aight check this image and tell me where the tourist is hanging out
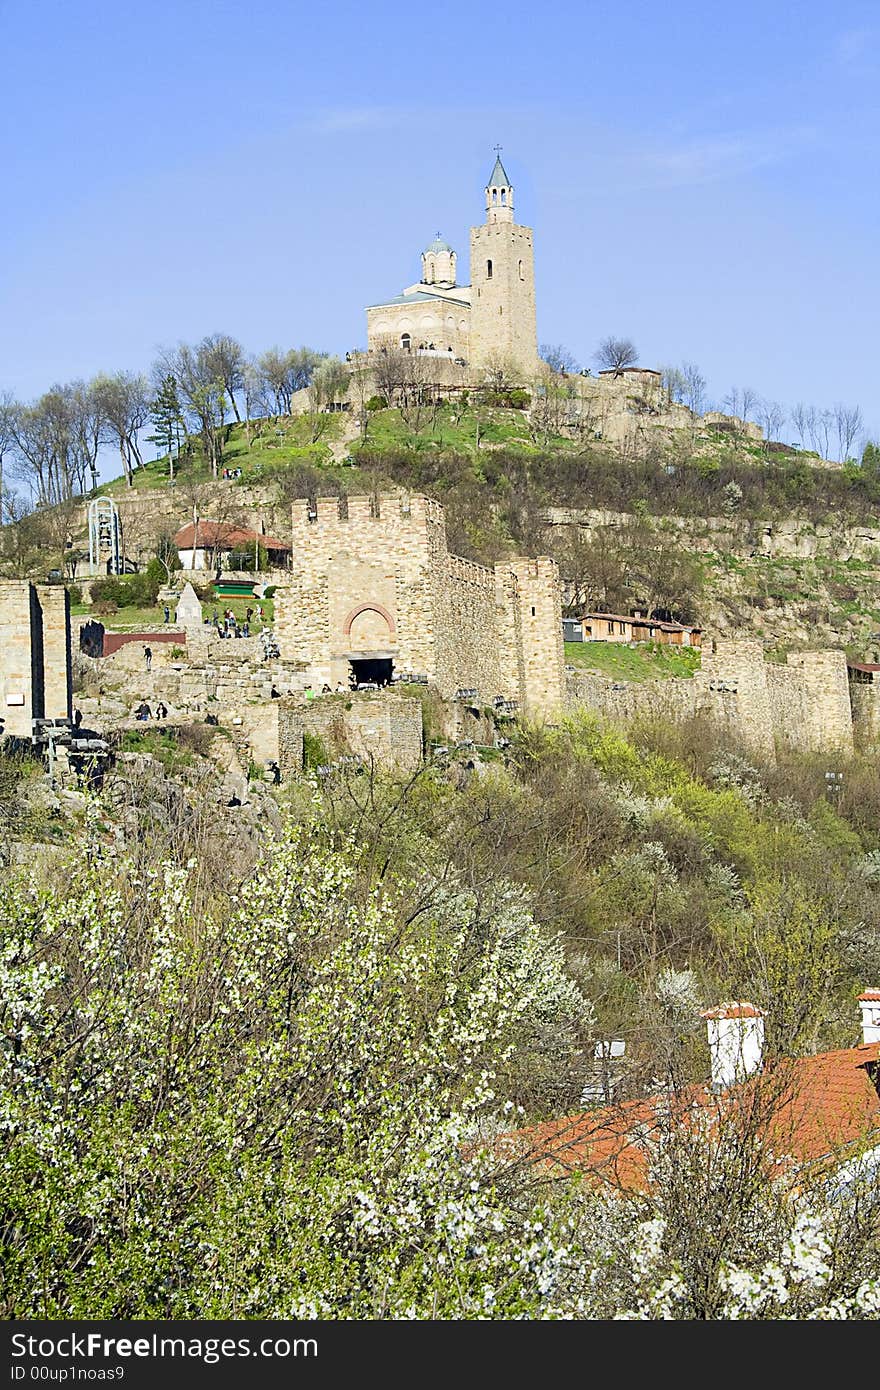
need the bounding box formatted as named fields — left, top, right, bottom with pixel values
left=242, top=622, right=250, bottom=637
left=246, top=607, right=253, bottom=623
left=73, top=708, right=82, bottom=729
left=143, top=646, right=152, bottom=672
left=135, top=701, right=151, bottom=721
left=155, top=702, right=168, bottom=720
left=163, top=605, right=170, bottom=623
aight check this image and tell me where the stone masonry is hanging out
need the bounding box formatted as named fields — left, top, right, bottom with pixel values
left=566, top=637, right=858, bottom=761
left=0, top=581, right=72, bottom=738
left=273, top=492, right=565, bottom=721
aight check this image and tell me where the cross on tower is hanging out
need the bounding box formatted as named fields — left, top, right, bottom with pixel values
left=494, top=143, right=502, bottom=156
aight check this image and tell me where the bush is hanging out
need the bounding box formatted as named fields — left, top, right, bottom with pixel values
left=92, top=600, right=118, bottom=616
left=66, top=584, right=83, bottom=605
left=366, top=395, right=387, bottom=411
left=303, top=732, right=330, bottom=769
left=89, top=577, right=130, bottom=608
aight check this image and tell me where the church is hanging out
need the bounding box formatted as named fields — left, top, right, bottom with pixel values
left=365, top=153, right=539, bottom=376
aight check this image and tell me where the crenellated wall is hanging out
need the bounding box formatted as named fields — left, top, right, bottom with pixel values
left=274, top=492, right=565, bottom=718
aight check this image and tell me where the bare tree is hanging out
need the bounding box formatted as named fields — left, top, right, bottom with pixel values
left=681, top=362, right=706, bottom=416
left=156, top=345, right=227, bottom=477
left=0, top=391, right=18, bottom=525
left=757, top=398, right=786, bottom=451
left=791, top=402, right=812, bottom=450
left=10, top=387, right=84, bottom=505
left=93, top=371, right=149, bottom=486
left=257, top=346, right=323, bottom=417
left=594, top=336, right=638, bottom=375
left=539, top=343, right=580, bottom=374
left=834, top=403, right=863, bottom=462
left=723, top=386, right=759, bottom=428
left=200, top=333, right=245, bottom=423
left=660, top=366, right=687, bottom=405
left=372, top=342, right=437, bottom=434
left=306, top=357, right=350, bottom=443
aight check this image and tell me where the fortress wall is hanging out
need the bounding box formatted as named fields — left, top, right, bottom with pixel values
left=567, top=639, right=858, bottom=761
left=276, top=693, right=423, bottom=776
left=772, top=650, right=854, bottom=755
left=507, top=558, right=565, bottom=720
left=695, top=638, right=775, bottom=762
left=430, top=553, right=502, bottom=701
left=850, top=683, right=880, bottom=750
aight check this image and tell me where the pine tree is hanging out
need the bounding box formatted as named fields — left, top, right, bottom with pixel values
left=149, top=374, right=185, bottom=480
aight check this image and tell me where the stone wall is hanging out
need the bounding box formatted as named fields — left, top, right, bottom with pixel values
left=566, top=637, right=857, bottom=761
left=0, top=582, right=71, bottom=737
left=850, top=683, right=880, bottom=750
left=276, top=692, right=423, bottom=776
left=274, top=492, right=565, bottom=718
left=768, top=651, right=854, bottom=756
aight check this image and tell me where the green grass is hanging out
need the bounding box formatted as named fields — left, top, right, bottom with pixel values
left=351, top=403, right=554, bottom=456
left=564, top=640, right=701, bottom=682
left=118, top=728, right=193, bottom=769
left=77, top=593, right=274, bottom=632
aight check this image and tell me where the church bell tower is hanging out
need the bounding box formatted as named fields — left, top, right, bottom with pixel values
left=468, top=150, right=538, bottom=376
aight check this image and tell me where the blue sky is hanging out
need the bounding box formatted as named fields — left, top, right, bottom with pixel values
left=1, top=0, right=877, bottom=445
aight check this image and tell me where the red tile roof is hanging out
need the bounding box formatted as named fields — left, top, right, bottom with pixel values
left=859, top=991, right=880, bottom=1002
left=504, top=1043, right=880, bottom=1192
left=174, top=520, right=290, bottom=551
left=701, top=1002, right=764, bottom=1020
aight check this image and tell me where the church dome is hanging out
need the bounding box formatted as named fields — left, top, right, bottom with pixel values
left=424, top=235, right=454, bottom=254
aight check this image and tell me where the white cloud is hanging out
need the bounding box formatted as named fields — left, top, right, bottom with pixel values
left=636, top=126, right=818, bottom=188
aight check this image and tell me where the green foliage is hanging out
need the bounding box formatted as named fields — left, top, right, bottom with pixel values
left=90, top=572, right=160, bottom=610
left=65, top=583, right=83, bottom=605
left=302, top=731, right=330, bottom=768
left=365, top=395, right=387, bottom=411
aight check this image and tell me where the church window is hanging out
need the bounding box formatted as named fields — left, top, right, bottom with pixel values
left=486, top=259, right=493, bottom=279
left=492, top=188, right=497, bottom=203
left=518, top=259, right=524, bottom=280
left=500, top=189, right=506, bottom=205
left=401, top=333, right=411, bottom=351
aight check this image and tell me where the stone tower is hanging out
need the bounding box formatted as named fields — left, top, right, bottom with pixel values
left=468, top=153, right=538, bottom=377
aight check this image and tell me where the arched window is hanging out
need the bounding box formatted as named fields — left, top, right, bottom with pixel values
left=486, top=259, right=493, bottom=279
left=518, top=259, right=524, bottom=280
left=500, top=189, right=506, bottom=205
left=491, top=188, right=497, bottom=203
left=401, top=333, right=411, bottom=351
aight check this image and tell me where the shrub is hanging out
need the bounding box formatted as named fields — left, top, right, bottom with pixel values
left=366, top=395, right=387, bottom=411
left=92, top=600, right=118, bottom=616
left=66, top=584, right=83, bottom=605
left=303, top=732, right=329, bottom=768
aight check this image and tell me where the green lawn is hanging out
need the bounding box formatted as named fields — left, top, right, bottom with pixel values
left=564, top=640, right=701, bottom=682
left=73, top=593, right=274, bottom=632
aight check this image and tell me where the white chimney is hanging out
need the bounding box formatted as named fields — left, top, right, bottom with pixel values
left=701, top=1002, right=765, bottom=1091
left=858, top=991, right=880, bottom=1045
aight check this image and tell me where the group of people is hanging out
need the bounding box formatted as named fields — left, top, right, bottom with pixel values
left=221, top=467, right=243, bottom=480
left=134, top=701, right=168, bottom=721
left=210, top=605, right=259, bottom=640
